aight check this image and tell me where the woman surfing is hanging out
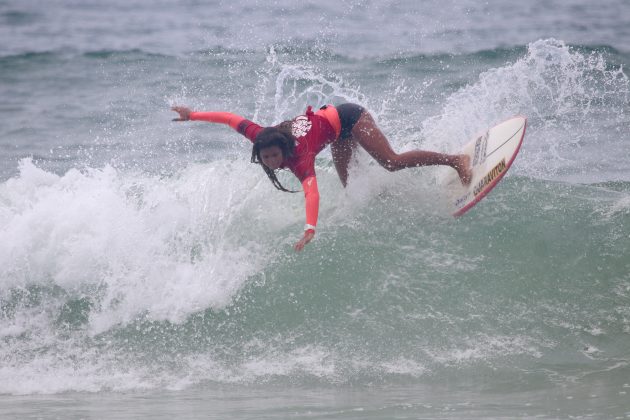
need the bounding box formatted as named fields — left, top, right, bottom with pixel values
left=171, top=103, right=471, bottom=251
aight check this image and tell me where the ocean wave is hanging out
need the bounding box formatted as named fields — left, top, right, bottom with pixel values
left=377, top=43, right=627, bottom=64
left=2, top=156, right=630, bottom=393
left=2, top=41, right=627, bottom=65
left=2, top=37, right=630, bottom=394
left=0, top=48, right=174, bottom=63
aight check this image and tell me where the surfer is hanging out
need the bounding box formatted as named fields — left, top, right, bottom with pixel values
left=172, top=104, right=472, bottom=251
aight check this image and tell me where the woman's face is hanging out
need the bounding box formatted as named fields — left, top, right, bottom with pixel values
left=260, top=145, right=284, bottom=170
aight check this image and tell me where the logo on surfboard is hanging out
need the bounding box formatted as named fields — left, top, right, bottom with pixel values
left=454, top=192, right=471, bottom=209
left=472, top=132, right=489, bottom=166
left=473, top=158, right=507, bottom=196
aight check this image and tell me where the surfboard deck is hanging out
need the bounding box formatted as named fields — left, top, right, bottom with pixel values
left=445, top=116, right=527, bottom=217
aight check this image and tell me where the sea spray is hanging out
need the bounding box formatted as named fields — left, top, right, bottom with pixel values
left=0, top=159, right=279, bottom=333
left=421, top=39, right=630, bottom=182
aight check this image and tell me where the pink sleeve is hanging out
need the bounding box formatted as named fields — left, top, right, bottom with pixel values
left=189, top=111, right=263, bottom=143
left=302, top=176, right=319, bottom=233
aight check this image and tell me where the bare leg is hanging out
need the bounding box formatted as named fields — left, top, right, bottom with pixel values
left=330, top=136, right=357, bottom=187
left=350, top=111, right=472, bottom=185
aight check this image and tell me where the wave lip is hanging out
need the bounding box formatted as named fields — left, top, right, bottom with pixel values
left=419, top=38, right=629, bottom=183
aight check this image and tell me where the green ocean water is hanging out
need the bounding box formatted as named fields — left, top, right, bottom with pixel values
left=2, top=0, right=630, bottom=418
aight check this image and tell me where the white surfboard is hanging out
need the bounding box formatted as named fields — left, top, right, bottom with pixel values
left=446, top=116, right=527, bottom=217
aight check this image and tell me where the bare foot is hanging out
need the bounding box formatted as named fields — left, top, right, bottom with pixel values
left=455, top=154, right=472, bottom=186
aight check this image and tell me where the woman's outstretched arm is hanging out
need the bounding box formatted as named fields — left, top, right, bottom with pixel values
left=171, top=106, right=262, bottom=142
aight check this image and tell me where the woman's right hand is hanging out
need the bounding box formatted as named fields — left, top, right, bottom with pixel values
left=171, top=106, right=192, bottom=121
left=294, top=230, right=315, bottom=252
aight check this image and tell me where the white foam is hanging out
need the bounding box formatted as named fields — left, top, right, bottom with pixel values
left=0, top=158, right=291, bottom=335
left=380, top=358, right=426, bottom=377
left=426, top=334, right=543, bottom=365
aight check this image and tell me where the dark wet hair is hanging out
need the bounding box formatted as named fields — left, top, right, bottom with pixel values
left=251, top=123, right=298, bottom=193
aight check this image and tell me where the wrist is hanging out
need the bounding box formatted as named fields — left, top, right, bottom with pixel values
left=304, top=224, right=316, bottom=235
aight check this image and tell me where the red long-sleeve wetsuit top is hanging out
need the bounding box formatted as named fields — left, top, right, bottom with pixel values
left=189, top=106, right=340, bottom=234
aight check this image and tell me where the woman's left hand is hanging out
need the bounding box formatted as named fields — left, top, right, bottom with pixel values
left=171, top=106, right=192, bottom=121
left=294, top=230, right=315, bottom=252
